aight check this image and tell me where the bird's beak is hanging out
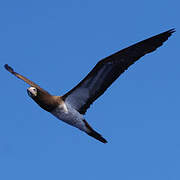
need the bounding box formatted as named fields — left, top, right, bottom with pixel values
left=27, top=88, right=32, bottom=97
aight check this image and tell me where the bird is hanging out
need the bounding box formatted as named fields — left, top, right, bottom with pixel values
left=4, top=29, right=175, bottom=143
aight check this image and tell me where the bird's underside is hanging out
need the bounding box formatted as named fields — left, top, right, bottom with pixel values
left=4, top=29, right=175, bottom=143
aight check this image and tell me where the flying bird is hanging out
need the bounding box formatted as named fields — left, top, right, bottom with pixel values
left=4, top=29, right=175, bottom=143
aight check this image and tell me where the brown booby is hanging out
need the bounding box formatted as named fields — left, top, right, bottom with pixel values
left=4, top=29, right=175, bottom=143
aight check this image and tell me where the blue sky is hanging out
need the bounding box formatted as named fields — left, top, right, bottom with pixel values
left=1, top=0, right=180, bottom=179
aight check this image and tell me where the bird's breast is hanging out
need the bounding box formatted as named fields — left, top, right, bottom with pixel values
left=58, top=102, right=68, bottom=113
left=50, top=103, right=87, bottom=132
left=50, top=101, right=69, bottom=121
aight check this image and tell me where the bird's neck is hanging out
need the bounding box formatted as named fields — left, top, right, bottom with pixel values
left=33, top=94, right=63, bottom=112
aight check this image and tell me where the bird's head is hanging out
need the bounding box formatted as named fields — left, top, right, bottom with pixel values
left=27, top=86, right=57, bottom=112
left=27, top=87, right=38, bottom=99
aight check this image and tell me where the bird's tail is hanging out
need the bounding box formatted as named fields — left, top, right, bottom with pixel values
left=83, top=120, right=107, bottom=143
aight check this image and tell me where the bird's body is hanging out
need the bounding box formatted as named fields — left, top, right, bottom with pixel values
left=51, top=101, right=86, bottom=132
left=51, top=103, right=107, bottom=143
left=4, top=29, right=175, bottom=143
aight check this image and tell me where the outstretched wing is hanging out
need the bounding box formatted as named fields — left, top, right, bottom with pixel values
left=4, top=64, right=49, bottom=94
left=62, top=29, right=175, bottom=114
left=63, top=29, right=175, bottom=114
left=64, top=29, right=174, bottom=114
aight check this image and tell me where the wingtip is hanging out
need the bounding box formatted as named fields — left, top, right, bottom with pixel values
left=4, top=64, right=14, bottom=74
left=168, top=28, right=176, bottom=34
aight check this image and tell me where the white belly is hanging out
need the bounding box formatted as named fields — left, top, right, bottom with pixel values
left=51, top=104, right=87, bottom=132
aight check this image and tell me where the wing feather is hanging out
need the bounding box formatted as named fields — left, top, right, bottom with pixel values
left=62, top=29, right=175, bottom=114
left=4, top=64, right=49, bottom=94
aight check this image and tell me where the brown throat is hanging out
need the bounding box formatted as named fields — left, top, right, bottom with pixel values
left=32, top=92, right=63, bottom=112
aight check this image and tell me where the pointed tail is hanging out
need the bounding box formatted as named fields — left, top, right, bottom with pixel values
left=83, top=120, right=107, bottom=143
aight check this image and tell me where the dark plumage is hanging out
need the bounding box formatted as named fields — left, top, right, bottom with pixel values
left=4, top=29, right=175, bottom=143
left=62, top=29, right=175, bottom=114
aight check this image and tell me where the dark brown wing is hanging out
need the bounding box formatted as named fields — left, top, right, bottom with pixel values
left=4, top=64, right=49, bottom=94
left=63, top=29, right=175, bottom=114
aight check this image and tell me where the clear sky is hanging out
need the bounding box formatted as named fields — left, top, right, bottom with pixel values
left=1, top=0, right=180, bottom=179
